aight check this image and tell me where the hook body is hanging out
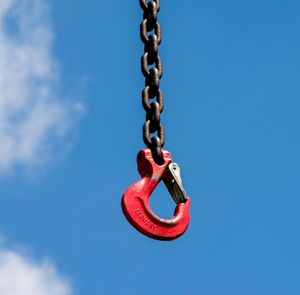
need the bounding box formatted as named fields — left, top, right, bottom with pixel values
left=122, top=149, right=191, bottom=240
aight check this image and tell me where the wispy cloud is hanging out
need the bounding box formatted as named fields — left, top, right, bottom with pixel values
left=0, top=0, right=84, bottom=174
left=0, top=247, right=73, bottom=295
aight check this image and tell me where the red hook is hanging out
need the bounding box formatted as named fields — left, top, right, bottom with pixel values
left=122, top=149, right=191, bottom=241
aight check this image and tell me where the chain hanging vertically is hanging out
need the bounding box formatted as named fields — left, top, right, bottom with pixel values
left=140, top=0, right=165, bottom=164
left=121, top=1, right=191, bottom=241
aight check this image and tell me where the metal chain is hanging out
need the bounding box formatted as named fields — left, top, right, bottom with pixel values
left=140, top=0, right=165, bottom=164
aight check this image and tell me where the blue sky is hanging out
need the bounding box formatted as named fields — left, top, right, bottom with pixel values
left=0, top=0, right=299, bottom=294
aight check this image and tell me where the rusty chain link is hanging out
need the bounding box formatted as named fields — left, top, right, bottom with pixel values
left=140, top=0, right=165, bottom=164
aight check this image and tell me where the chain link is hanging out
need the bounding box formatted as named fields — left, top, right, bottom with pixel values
left=140, top=0, right=165, bottom=164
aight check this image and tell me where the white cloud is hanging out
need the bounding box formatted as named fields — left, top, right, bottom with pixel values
left=0, top=0, right=84, bottom=174
left=0, top=248, right=73, bottom=295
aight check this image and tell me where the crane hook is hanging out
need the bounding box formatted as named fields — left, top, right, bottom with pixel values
left=121, top=149, right=191, bottom=241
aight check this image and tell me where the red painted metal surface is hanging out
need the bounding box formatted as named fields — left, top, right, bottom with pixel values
left=122, top=149, right=191, bottom=241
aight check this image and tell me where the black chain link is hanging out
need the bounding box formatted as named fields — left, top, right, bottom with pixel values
left=140, top=0, right=165, bottom=164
